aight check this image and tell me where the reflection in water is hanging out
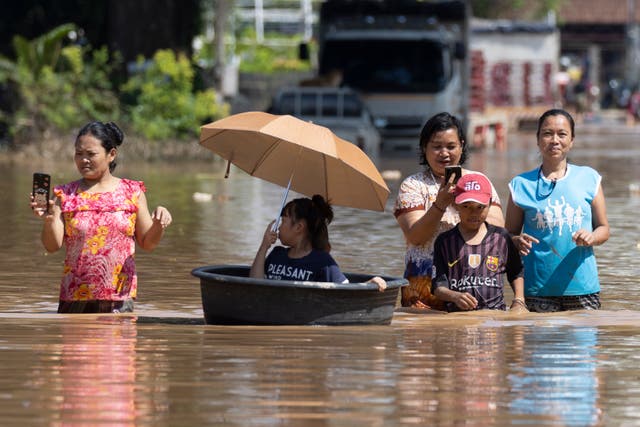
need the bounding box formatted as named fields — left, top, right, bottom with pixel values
left=192, top=327, right=401, bottom=425
left=0, top=313, right=639, bottom=425
left=508, top=326, right=601, bottom=426
left=2, top=131, right=640, bottom=424
left=54, top=318, right=139, bottom=424
left=394, top=325, right=505, bottom=425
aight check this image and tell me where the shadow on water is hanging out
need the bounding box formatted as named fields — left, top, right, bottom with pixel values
left=135, top=316, right=206, bottom=325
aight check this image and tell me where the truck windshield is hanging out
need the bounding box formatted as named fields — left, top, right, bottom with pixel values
left=321, top=39, right=449, bottom=94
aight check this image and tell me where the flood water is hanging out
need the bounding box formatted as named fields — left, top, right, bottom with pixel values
left=2, top=127, right=640, bottom=425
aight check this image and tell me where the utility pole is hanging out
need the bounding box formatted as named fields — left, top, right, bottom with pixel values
left=255, top=0, right=264, bottom=43
left=213, top=0, right=236, bottom=97
left=301, top=0, right=313, bottom=42
left=627, top=0, right=640, bottom=87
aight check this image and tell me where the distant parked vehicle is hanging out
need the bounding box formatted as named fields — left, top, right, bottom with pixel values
left=309, top=0, right=470, bottom=151
left=268, top=86, right=381, bottom=159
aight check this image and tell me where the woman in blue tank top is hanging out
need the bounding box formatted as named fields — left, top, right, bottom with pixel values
left=505, top=109, right=610, bottom=312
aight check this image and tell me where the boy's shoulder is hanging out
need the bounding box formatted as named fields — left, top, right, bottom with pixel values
left=485, top=224, right=517, bottom=246
left=486, top=223, right=511, bottom=237
left=485, top=224, right=519, bottom=257
left=435, top=224, right=460, bottom=242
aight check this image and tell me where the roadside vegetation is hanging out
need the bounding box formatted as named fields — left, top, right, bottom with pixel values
left=234, top=28, right=312, bottom=73
left=0, top=22, right=310, bottom=156
left=0, top=0, right=560, bottom=155
left=0, top=0, right=568, bottom=159
left=0, top=24, right=228, bottom=150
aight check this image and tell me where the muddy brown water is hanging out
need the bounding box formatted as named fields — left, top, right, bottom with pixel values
left=1, top=128, right=639, bottom=425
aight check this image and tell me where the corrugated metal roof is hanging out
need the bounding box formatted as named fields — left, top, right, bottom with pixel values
left=558, top=0, right=640, bottom=24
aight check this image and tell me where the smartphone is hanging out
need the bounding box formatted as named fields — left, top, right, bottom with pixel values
left=32, top=173, right=51, bottom=214
left=444, top=165, right=462, bottom=184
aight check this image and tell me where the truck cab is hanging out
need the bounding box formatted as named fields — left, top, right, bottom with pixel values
left=315, top=0, right=470, bottom=151
left=268, top=86, right=381, bottom=159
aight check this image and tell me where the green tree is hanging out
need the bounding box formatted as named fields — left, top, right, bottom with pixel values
left=471, top=0, right=565, bottom=20
left=122, top=49, right=228, bottom=140
left=0, top=23, right=120, bottom=145
left=236, top=28, right=312, bottom=73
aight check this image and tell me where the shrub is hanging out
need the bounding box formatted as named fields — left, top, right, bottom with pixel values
left=0, top=24, right=120, bottom=145
left=122, top=49, right=228, bottom=140
left=30, top=45, right=121, bottom=133
left=236, top=28, right=313, bottom=73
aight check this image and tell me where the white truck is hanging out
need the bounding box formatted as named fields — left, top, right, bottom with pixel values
left=268, top=86, right=381, bottom=159
left=315, top=0, right=470, bottom=151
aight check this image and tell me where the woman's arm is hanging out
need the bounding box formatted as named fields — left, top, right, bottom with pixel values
left=39, top=200, right=64, bottom=253
left=508, top=277, right=529, bottom=313
left=505, top=194, right=539, bottom=256
left=573, top=183, right=610, bottom=246
left=396, top=207, right=445, bottom=246
left=396, top=183, right=454, bottom=246
left=135, top=192, right=172, bottom=251
left=487, top=203, right=505, bottom=227
left=505, top=194, right=523, bottom=235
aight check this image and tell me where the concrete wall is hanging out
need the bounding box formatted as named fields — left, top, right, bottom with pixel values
left=470, top=29, right=560, bottom=110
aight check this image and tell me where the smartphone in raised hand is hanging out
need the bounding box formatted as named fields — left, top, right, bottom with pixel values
left=32, top=173, right=51, bottom=214
left=444, top=165, right=462, bottom=184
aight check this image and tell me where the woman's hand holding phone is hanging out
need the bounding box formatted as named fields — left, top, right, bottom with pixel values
left=444, top=165, right=462, bottom=184
left=31, top=173, right=51, bottom=216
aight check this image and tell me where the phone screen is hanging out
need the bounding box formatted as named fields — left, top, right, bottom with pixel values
left=32, top=173, right=51, bottom=213
left=444, top=166, right=462, bottom=184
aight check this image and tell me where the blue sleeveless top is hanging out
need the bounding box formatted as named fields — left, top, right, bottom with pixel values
left=508, top=164, right=601, bottom=296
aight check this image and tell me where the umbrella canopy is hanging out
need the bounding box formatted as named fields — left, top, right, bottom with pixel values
left=199, top=111, right=390, bottom=211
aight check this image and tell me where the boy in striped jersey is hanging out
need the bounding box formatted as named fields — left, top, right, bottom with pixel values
left=432, top=173, right=528, bottom=313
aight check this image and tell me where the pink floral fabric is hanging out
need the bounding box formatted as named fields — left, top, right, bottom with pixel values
left=54, top=179, right=145, bottom=302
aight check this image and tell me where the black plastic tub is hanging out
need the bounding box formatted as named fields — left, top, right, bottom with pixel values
left=191, top=265, right=408, bottom=326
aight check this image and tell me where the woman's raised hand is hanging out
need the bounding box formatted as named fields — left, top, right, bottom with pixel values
left=151, top=206, right=172, bottom=229
left=434, top=173, right=457, bottom=210
left=30, top=194, right=57, bottom=219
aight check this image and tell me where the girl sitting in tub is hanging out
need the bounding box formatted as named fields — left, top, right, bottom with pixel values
left=250, top=195, right=386, bottom=290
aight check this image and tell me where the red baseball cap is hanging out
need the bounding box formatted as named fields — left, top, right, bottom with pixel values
left=454, top=173, right=492, bottom=205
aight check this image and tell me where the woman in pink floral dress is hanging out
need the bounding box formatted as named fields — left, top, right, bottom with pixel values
left=31, top=121, right=172, bottom=313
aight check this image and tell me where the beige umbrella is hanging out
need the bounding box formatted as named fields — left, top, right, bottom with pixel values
left=199, top=111, right=390, bottom=213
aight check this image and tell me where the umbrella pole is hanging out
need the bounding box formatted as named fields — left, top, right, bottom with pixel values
left=271, top=174, right=293, bottom=232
